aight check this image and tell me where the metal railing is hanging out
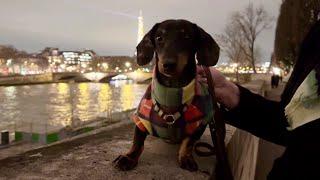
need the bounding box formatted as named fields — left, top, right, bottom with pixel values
left=0, top=108, right=135, bottom=147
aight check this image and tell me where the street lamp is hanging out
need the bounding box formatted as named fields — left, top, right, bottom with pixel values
left=81, top=64, right=87, bottom=68
left=272, top=67, right=281, bottom=75
left=6, top=59, right=12, bottom=66
left=102, top=63, right=108, bottom=69
left=60, top=64, right=66, bottom=71
left=125, top=62, right=131, bottom=68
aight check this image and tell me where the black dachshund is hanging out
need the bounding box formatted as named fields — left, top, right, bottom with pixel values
left=113, top=19, right=220, bottom=171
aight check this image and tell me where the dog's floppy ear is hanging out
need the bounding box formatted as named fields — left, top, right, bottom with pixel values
left=195, top=25, right=220, bottom=66
left=136, top=23, right=159, bottom=66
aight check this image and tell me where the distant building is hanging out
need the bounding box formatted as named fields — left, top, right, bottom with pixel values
left=18, top=56, right=47, bottom=74
left=96, top=56, right=136, bottom=72
left=61, top=50, right=96, bottom=72
left=0, top=57, right=5, bottom=65
left=39, top=47, right=63, bottom=72
left=0, top=55, right=47, bottom=75
left=39, top=48, right=96, bottom=72
left=0, top=57, right=7, bottom=75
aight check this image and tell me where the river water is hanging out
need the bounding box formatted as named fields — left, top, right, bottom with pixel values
left=0, top=81, right=147, bottom=131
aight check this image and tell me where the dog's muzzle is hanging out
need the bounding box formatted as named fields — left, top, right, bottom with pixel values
left=163, top=62, right=177, bottom=74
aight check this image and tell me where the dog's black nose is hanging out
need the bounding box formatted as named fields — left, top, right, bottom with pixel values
left=163, top=62, right=177, bottom=71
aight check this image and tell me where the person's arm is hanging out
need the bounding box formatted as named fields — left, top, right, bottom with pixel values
left=223, top=85, right=289, bottom=146
left=197, top=66, right=289, bottom=146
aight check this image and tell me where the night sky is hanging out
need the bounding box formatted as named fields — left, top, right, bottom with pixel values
left=0, top=0, right=281, bottom=62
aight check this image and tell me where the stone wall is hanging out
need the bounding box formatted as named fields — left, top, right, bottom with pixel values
left=0, top=73, right=53, bottom=86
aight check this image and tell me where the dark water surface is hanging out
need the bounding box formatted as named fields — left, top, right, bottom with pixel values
left=0, top=81, right=147, bottom=130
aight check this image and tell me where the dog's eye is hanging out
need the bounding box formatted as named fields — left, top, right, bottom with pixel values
left=156, top=36, right=163, bottom=42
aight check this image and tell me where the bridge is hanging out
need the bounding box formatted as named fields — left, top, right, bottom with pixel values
left=53, top=71, right=152, bottom=83
left=0, top=71, right=270, bottom=86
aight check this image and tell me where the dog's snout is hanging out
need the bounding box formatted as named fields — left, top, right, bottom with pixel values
left=163, top=62, right=177, bottom=71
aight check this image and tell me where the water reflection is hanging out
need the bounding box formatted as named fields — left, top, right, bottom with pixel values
left=1, top=86, right=19, bottom=127
left=0, top=81, right=147, bottom=129
left=77, top=83, right=91, bottom=121
left=4, top=86, right=17, bottom=99
left=121, top=84, right=134, bottom=110
left=50, top=83, right=72, bottom=127
left=98, top=84, right=111, bottom=113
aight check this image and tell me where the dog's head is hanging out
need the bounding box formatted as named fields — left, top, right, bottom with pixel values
left=136, top=19, right=220, bottom=79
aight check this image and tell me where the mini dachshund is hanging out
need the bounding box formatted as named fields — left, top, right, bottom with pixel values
left=113, top=19, right=220, bottom=172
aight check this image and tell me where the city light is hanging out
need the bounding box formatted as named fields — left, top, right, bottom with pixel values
left=6, top=59, right=12, bottom=66
left=125, top=62, right=131, bottom=68
left=83, top=72, right=108, bottom=82
left=102, top=63, right=108, bottom=69
left=60, top=64, right=66, bottom=69
left=0, top=46, right=141, bottom=76
left=272, top=67, right=281, bottom=75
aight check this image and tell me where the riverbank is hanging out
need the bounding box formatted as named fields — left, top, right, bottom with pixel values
left=0, top=109, right=136, bottom=160
left=0, top=120, right=223, bottom=179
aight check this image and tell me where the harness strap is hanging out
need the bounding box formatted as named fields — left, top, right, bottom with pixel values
left=152, top=98, right=186, bottom=124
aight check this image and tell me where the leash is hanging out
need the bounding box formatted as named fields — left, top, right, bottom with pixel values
left=194, top=141, right=215, bottom=157
left=202, top=67, right=233, bottom=180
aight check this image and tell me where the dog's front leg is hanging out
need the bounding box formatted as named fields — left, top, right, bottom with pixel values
left=113, top=126, right=147, bottom=171
left=178, top=137, right=198, bottom=171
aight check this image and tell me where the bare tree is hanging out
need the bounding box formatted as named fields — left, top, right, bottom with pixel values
left=232, top=3, right=273, bottom=73
left=0, top=45, right=19, bottom=59
left=275, top=0, right=320, bottom=69
left=218, top=21, right=247, bottom=81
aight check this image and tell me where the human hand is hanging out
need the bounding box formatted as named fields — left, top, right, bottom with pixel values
left=197, top=66, right=240, bottom=109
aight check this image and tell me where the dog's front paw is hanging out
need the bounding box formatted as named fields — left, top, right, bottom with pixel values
left=178, top=155, right=198, bottom=172
left=113, top=155, right=138, bottom=171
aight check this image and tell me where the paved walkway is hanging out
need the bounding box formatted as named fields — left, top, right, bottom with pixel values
left=264, top=82, right=286, bottom=101
left=0, top=120, right=225, bottom=180
left=255, top=82, right=286, bottom=180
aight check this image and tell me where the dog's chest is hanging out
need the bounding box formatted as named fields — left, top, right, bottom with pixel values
left=132, top=78, right=214, bottom=142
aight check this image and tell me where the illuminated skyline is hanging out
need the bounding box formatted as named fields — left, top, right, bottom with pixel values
left=0, top=0, right=281, bottom=61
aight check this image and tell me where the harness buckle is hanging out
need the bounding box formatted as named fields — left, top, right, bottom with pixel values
left=163, top=112, right=181, bottom=125
left=163, top=114, right=176, bottom=124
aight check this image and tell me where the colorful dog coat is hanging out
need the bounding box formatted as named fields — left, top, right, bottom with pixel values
left=132, top=74, right=214, bottom=143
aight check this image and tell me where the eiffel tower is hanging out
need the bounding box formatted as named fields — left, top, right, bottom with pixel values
left=137, top=10, right=144, bottom=45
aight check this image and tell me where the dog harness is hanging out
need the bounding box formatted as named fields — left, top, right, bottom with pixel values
left=285, top=70, right=320, bottom=130
left=131, top=74, right=214, bottom=143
